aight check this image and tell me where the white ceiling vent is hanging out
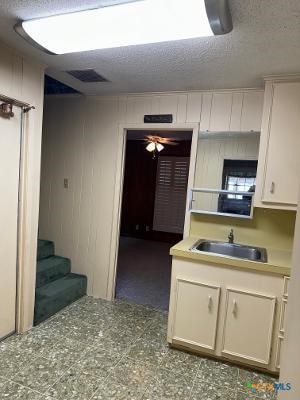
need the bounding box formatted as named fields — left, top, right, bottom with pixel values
left=67, top=69, right=109, bottom=82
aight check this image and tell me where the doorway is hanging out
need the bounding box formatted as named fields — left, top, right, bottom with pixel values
left=0, top=106, right=22, bottom=340
left=115, top=130, right=193, bottom=310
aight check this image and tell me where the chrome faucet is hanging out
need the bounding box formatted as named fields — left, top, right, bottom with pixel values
left=228, top=229, right=234, bottom=244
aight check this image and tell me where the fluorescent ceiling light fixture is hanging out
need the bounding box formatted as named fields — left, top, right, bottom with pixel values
left=15, top=0, right=232, bottom=55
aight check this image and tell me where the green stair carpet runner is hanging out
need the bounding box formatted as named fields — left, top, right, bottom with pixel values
left=35, top=240, right=87, bottom=325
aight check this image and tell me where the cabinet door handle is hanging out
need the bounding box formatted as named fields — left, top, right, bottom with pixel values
left=270, top=182, right=275, bottom=194
left=190, top=199, right=195, bottom=209
left=232, top=299, right=238, bottom=315
left=208, top=295, right=213, bottom=309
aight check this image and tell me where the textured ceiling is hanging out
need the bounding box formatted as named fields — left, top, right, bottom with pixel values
left=0, top=0, right=299, bottom=94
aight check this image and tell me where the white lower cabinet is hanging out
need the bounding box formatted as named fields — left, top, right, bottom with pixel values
left=168, top=257, right=286, bottom=372
left=221, top=289, right=276, bottom=365
left=276, top=335, right=284, bottom=369
left=172, top=278, right=220, bottom=351
left=275, top=276, right=289, bottom=370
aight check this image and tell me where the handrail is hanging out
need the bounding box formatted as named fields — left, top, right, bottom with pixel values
left=191, top=188, right=255, bottom=196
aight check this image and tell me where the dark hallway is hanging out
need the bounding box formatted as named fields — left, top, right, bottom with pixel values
left=115, top=130, right=192, bottom=310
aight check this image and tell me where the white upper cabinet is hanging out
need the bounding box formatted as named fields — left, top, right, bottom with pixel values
left=199, top=91, right=263, bottom=132
left=255, top=80, right=300, bottom=209
left=119, top=89, right=263, bottom=131
left=240, top=92, right=264, bottom=132
left=199, top=93, right=212, bottom=129
left=209, top=93, right=232, bottom=131
left=229, top=93, right=243, bottom=131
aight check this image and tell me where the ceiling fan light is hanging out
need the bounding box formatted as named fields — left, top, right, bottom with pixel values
left=146, top=142, right=156, bottom=152
left=156, top=143, right=164, bottom=152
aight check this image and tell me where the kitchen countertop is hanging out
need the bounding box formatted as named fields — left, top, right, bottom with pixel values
left=170, top=236, right=291, bottom=276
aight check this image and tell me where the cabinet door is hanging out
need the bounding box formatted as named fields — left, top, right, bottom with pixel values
left=240, top=91, right=264, bottom=132
left=209, top=93, right=232, bottom=131
left=172, top=278, right=220, bottom=351
left=262, top=82, right=300, bottom=205
left=276, top=335, right=284, bottom=370
left=229, top=92, right=243, bottom=131
left=222, top=288, right=276, bottom=365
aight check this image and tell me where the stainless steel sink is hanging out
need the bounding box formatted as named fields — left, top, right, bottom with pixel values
left=190, top=240, right=267, bottom=263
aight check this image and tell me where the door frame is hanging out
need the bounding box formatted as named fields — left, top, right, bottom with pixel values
left=0, top=107, right=23, bottom=340
left=106, top=122, right=199, bottom=300
left=15, top=110, right=36, bottom=333
left=15, top=106, right=43, bottom=333
left=0, top=108, right=34, bottom=336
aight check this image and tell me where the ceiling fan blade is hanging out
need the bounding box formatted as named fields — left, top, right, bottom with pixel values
left=156, top=137, right=179, bottom=143
left=157, top=138, right=179, bottom=145
left=132, top=135, right=180, bottom=146
left=166, top=137, right=182, bottom=141
left=146, top=135, right=156, bottom=140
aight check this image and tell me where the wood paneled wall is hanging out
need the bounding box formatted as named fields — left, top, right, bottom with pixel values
left=39, top=89, right=263, bottom=299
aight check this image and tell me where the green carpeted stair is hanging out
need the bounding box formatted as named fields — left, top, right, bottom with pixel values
left=36, top=256, right=71, bottom=288
left=37, top=239, right=55, bottom=261
left=35, top=239, right=87, bottom=325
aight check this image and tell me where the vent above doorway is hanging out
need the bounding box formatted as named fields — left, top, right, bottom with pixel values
left=67, top=69, right=110, bottom=83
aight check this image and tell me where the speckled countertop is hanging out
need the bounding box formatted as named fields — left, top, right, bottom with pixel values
left=170, top=237, right=291, bottom=276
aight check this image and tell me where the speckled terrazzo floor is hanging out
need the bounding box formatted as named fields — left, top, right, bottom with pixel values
left=0, top=296, right=277, bottom=400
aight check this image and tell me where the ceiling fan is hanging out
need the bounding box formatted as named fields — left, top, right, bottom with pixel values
left=137, top=135, right=179, bottom=157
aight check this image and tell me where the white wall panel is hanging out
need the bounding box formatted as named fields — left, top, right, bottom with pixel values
left=125, top=96, right=150, bottom=124
left=200, top=93, right=213, bottom=131
left=0, top=42, right=19, bottom=98
left=149, top=95, right=161, bottom=115
left=186, top=93, right=202, bottom=123
left=159, top=95, right=179, bottom=121
left=40, top=97, right=121, bottom=297
left=176, top=94, right=188, bottom=123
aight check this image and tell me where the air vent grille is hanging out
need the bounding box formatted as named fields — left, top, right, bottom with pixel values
left=67, top=69, right=109, bottom=82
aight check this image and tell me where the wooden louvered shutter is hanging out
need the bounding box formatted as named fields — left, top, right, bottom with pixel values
left=153, top=156, right=190, bottom=234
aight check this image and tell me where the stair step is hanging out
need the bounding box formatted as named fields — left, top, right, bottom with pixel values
left=36, top=256, right=71, bottom=288
left=34, top=273, right=87, bottom=325
left=37, top=240, right=55, bottom=261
